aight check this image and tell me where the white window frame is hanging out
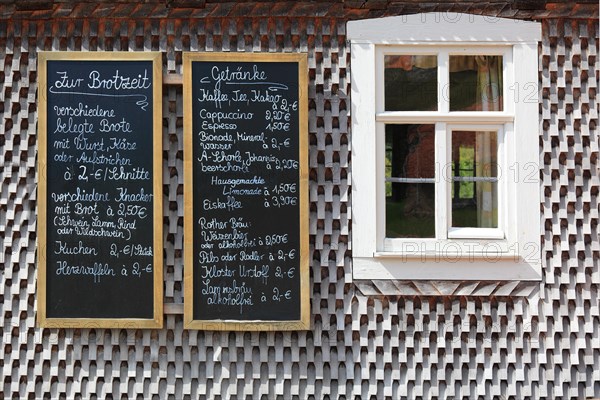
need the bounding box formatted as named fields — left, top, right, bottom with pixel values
left=349, top=13, right=542, bottom=281
left=444, top=125, right=505, bottom=241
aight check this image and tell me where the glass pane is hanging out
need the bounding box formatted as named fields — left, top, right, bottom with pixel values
left=449, top=55, right=503, bottom=111
left=387, top=183, right=435, bottom=238
left=385, top=124, right=435, bottom=180
left=385, top=124, right=436, bottom=238
left=385, top=55, right=437, bottom=111
left=451, top=131, right=498, bottom=228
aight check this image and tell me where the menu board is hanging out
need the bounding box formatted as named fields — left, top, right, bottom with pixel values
left=37, top=52, right=163, bottom=328
left=183, top=53, right=309, bottom=330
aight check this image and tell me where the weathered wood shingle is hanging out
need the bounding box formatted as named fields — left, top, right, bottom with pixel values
left=0, top=5, right=597, bottom=400
left=0, top=1, right=598, bottom=20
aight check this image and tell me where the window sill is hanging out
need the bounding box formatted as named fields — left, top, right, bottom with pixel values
left=373, top=250, right=517, bottom=259
left=353, top=255, right=542, bottom=281
left=382, top=237, right=514, bottom=254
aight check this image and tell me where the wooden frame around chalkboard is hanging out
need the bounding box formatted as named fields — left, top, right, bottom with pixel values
left=37, top=52, right=163, bottom=329
left=183, top=52, right=310, bottom=331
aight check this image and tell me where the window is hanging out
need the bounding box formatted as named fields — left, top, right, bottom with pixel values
left=348, top=13, right=542, bottom=281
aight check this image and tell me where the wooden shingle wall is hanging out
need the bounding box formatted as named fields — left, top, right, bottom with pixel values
left=0, top=13, right=598, bottom=400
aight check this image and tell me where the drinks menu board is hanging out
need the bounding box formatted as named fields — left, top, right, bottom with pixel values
left=37, top=52, right=163, bottom=328
left=183, top=53, right=309, bottom=330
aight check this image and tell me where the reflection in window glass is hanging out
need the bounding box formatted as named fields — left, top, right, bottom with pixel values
left=385, top=55, right=437, bottom=111
left=449, top=56, right=503, bottom=111
left=451, top=130, right=498, bottom=228
left=386, top=184, right=435, bottom=238
left=385, top=124, right=435, bottom=238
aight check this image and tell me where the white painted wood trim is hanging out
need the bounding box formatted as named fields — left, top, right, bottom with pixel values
left=348, top=13, right=541, bottom=44
left=349, top=14, right=542, bottom=281
left=448, top=227, right=505, bottom=240
left=354, top=257, right=542, bottom=281
left=503, top=122, right=517, bottom=245
left=382, top=237, right=517, bottom=255
left=350, top=42, right=378, bottom=258
left=512, top=43, right=542, bottom=268
left=438, top=49, right=449, bottom=113
left=503, top=47, right=515, bottom=115
left=373, top=251, right=517, bottom=259
left=376, top=112, right=514, bottom=124
left=446, top=123, right=506, bottom=238
left=376, top=121, right=386, bottom=252
left=436, top=123, right=449, bottom=239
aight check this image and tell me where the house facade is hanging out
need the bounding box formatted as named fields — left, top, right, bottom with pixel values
left=0, top=1, right=598, bottom=398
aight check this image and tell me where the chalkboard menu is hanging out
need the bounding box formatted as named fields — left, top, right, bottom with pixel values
left=37, top=52, right=163, bottom=328
left=183, top=53, right=309, bottom=330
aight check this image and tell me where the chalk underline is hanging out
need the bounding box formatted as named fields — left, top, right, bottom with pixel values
left=199, top=77, right=289, bottom=91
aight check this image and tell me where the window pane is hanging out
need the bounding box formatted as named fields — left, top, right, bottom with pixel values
left=387, top=183, right=435, bottom=238
left=451, top=130, right=498, bottom=228
left=385, top=55, right=437, bottom=111
left=385, top=124, right=435, bottom=179
left=449, top=55, right=503, bottom=111
left=385, top=124, right=435, bottom=238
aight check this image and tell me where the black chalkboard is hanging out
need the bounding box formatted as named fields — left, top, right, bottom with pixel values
left=38, top=52, right=163, bottom=328
left=184, top=53, right=309, bottom=330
